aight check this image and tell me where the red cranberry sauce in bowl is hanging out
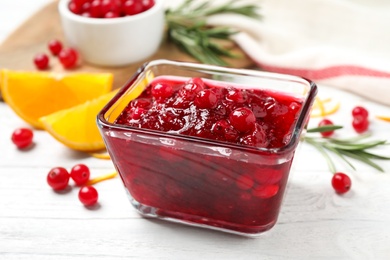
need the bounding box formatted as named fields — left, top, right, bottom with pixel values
left=97, top=60, right=317, bottom=236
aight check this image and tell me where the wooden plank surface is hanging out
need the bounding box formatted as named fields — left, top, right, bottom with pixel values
left=0, top=0, right=254, bottom=89
left=1, top=1, right=390, bottom=259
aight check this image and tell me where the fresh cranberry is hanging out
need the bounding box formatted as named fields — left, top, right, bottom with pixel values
left=78, top=186, right=99, bottom=206
left=81, top=2, right=92, bottom=12
left=104, top=11, right=120, bottom=18
left=48, top=39, right=63, bottom=56
left=90, top=0, right=103, bottom=18
left=69, top=2, right=83, bottom=14
left=141, top=0, right=155, bottom=11
left=11, top=128, right=34, bottom=149
left=352, top=117, right=369, bottom=133
left=70, top=164, right=90, bottom=186
left=331, top=172, right=351, bottom=194
left=352, top=106, right=369, bottom=120
left=71, top=0, right=89, bottom=8
left=229, top=107, right=256, bottom=133
left=122, top=0, right=143, bottom=15
left=33, top=53, right=49, bottom=70
left=47, top=167, right=70, bottom=191
left=101, top=0, right=121, bottom=15
left=58, top=47, right=79, bottom=69
left=318, top=118, right=335, bottom=137
left=82, top=12, right=92, bottom=17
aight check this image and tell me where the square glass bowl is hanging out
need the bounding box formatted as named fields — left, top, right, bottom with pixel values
left=97, top=59, right=317, bottom=237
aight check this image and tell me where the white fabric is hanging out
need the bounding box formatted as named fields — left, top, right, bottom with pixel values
left=206, top=0, right=390, bottom=105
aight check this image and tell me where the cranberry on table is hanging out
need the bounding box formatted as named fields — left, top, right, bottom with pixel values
left=352, top=106, right=369, bottom=120
left=78, top=186, right=99, bottom=206
left=11, top=128, right=34, bottom=149
left=58, top=47, right=79, bottom=69
left=33, top=53, right=49, bottom=70
left=352, top=117, right=369, bottom=133
left=331, top=172, right=351, bottom=194
left=70, top=164, right=90, bottom=186
left=48, top=39, right=63, bottom=56
left=318, top=118, right=335, bottom=137
left=47, top=167, right=70, bottom=191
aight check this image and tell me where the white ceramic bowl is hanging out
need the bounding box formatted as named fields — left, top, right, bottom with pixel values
left=58, top=0, right=165, bottom=67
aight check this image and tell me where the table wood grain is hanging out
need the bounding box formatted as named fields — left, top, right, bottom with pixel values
left=1, top=1, right=390, bottom=259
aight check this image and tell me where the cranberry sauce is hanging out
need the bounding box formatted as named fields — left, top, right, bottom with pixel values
left=115, top=76, right=303, bottom=149
left=108, top=76, right=304, bottom=234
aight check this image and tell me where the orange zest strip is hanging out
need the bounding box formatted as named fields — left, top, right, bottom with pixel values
left=311, top=97, right=340, bottom=118
left=315, top=97, right=325, bottom=116
left=376, top=115, right=390, bottom=122
left=87, top=171, right=118, bottom=185
left=90, top=152, right=111, bottom=160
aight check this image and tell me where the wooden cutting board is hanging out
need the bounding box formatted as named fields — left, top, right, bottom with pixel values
left=0, top=0, right=254, bottom=89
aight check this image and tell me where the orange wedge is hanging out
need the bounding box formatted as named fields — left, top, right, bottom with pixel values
left=39, top=90, right=118, bottom=152
left=1, top=70, right=113, bottom=129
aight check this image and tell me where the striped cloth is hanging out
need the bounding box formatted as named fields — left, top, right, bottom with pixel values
left=207, top=0, right=390, bottom=106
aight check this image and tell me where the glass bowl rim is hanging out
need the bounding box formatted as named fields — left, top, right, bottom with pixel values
left=97, top=59, right=318, bottom=154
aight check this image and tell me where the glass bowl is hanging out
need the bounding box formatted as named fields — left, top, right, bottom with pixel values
left=97, top=59, right=317, bottom=237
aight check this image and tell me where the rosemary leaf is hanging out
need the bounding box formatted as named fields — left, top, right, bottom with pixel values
left=337, top=150, right=385, bottom=172
left=305, top=138, right=337, bottom=173
left=324, top=145, right=356, bottom=171
left=327, top=133, right=372, bottom=143
left=305, top=126, right=389, bottom=173
left=306, top=125, right=343, bottom=133
left=325, top=140, right=387, bottom=151
left=165, top=0, right=261, bottom=66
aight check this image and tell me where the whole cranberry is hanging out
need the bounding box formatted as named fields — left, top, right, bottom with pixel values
left=332, top=172, right=351, bottom=194
left=318, top=118, right=335, bottom=137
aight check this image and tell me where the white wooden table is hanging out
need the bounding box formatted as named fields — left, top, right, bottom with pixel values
left=1, top=1, right=390, bottom=259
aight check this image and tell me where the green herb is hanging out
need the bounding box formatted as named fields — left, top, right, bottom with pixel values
left=304, top=125, right=390, bottom=173
left=165, top=0, right=261, bottom=66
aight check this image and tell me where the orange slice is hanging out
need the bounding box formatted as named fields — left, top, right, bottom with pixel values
left=39, top=90, right=118, bottom=152
left=1, top=70, right=113, bottom=129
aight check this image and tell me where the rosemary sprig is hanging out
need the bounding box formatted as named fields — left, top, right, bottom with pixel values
left=165, top=0, right=261, bottom=66
left=304, top=125, right=390, bottom=173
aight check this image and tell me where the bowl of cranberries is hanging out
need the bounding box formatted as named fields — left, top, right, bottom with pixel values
left=58, top=0, right=164, bottom=66
left=97, top=60, right=318, bottom=236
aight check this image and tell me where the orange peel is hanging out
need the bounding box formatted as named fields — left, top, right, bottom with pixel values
left=87, top=172, right=118, bottom=185
left=311, top=97, right=340, bottom=118
left=1, top=70, right=113, bottom=128
left=376, top=115, right=390, bottom=122
left=90, top=152, right=111, bottom=160
left=39, top=90, right=118, bottom=152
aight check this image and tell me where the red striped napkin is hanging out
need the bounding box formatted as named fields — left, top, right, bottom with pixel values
left=207, top=0, right=390, bottom=106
